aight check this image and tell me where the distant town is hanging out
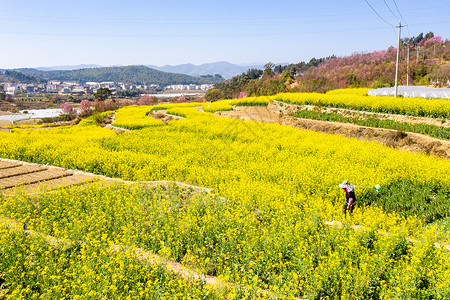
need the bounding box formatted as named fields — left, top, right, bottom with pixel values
left=2, top=81, right=214, bottom=96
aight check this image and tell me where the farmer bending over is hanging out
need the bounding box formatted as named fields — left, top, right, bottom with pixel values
left=339, top=180, right=356, bottom=216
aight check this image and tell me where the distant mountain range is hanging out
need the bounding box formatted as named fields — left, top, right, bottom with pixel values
left=12, top=66, right=225, bottom=86
left=35, top=64, right=103, bottom=71
left=147, top=62, right=264, bottom=79
left=30, top=62, right=265, bottom=79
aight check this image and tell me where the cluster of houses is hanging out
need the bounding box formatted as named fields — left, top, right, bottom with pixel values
left=2, top=81, right=214, bottom=96
left=165, top=84, right=214, bottom=91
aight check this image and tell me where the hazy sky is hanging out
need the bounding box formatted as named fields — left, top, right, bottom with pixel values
left=1, top=0, right=449, bottom=68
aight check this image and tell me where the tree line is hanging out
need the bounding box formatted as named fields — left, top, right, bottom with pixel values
left=205, top=57, right=333, bottom=101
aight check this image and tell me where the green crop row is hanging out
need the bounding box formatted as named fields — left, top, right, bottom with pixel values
left=293, top=110, right=450, bottom=140
left=358, top=179, right=450, bottom=225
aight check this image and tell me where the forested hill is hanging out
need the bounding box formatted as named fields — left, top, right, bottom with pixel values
left=297, top=35, right=449, bottom=92
left=15, top=65, right=225, bottom=85
left=0, top=70, right=43, bottom=84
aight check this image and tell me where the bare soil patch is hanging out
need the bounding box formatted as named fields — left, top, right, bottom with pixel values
left=149, top=109, right=183, bottom=124
left=0, top=111, right=17, bottom=116
left=0, top=161, right=19, bottom=170
left=0, top=158, right=213, bottom=197
left=0, top=165, right=47, bottom=179
left=14, top=118, right=43, bottom=125
left=215, top=106, right=280, bottom=123
left=0, top=120, right=13, bottom=127
left=2, top=174, right=97, bottom=196
left=0, top=169, right=73, bottom=190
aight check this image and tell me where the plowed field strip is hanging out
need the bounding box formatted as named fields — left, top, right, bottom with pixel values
left=0, top=169, right=72, bottom=190
left=0, top=158, right=214, bottom=196
left=2, top=174, right=97, bottom=196
left=0, top=161, right=21, bottom=170
left=0, top=165, right=47, bottom=179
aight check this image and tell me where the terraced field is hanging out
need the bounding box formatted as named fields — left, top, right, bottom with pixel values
left=1, top=89, right=449, bottom=299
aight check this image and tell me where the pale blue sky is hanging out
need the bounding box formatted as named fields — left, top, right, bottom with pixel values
left=0, top=0, right=449, bottom=68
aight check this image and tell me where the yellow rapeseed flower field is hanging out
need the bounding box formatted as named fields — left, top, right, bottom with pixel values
left=234, top=88, right=450, bottom=118
left=0, top=90, right=449, bottom=299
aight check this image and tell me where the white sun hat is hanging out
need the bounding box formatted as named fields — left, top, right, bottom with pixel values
left=339, top=180, right=349, bottom=188
left=339, top=180, right=355, bottom=192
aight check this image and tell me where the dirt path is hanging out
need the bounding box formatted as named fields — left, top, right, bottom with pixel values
left=104, top=113, right=129, bottom=134
left=216, top=106, right=281, bottom=123
left=216, top=104, right=450, bottom=158
left=0, top=215, right=230, bottom=289
left=0, top=120, right=13, bottom=126
left=148, top=109, right=183, bottom=124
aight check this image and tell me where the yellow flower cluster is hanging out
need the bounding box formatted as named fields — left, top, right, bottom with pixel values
left=0, top=220, right=220, bottom=299
left=276, top=92, right=450, bottom=118
left=0, top=104, right=448, bottom=195
left=326, top=88, right=370, bottom=96
left=1, top=124, right=46, bottom=129
left=232, top=88, right=449, bottom=118
left=113, top=105, right=163, bottom=129
left=150, top=101, right=234, bottom=113
left=1, top=182, right=450, bottom=299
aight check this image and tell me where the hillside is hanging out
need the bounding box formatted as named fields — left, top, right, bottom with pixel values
left=205, top=34, right=449, bottom=100
left=0, top=70, right=43, bottom=84
left=15, top=65, right=225, bottom=85
left=297, top=36, right=449, bottom=92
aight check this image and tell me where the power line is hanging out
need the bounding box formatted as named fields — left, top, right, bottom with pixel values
left=383, top=0, right=399, bottom=20
left=0, top=25, right=401, bottom=39
left=391, top=0, right=410, bottom=37
left=392, top=0, right=408, bottom=25
left=363, top=0, right=393, bottom=26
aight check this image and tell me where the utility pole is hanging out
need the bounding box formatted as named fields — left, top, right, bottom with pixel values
left=394, top=21, right=406, bottom=97
left=406, top=46, right=410, bottom=86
